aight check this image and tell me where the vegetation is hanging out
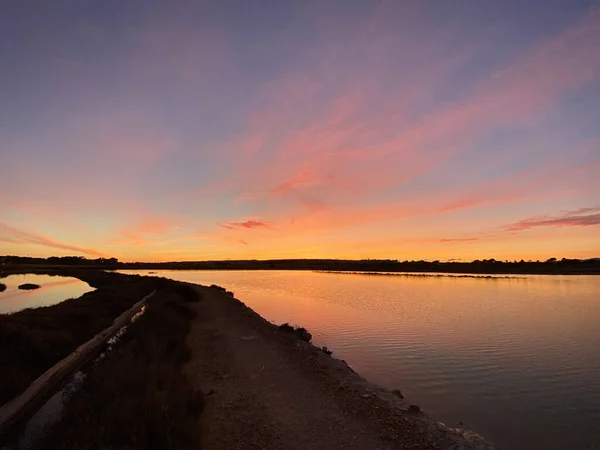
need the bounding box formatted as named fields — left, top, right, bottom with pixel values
left=36, top=286, right=203, bottom=450
left=279, top=323, right=312, bottom=343
left=209, top=284, right=234, bottom=296
left=0, top=270, right=156, bottom=404
left=2, top=255, right=599, bottom=275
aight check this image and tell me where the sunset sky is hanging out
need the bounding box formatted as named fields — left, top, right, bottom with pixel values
left=1, top=0, right=599, bottom=262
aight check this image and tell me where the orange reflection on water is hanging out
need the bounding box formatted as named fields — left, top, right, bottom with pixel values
left=120, top=269, right=600, bottom=450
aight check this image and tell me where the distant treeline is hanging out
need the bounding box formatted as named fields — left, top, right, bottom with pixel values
left=1, top=255, right=599, bottom=274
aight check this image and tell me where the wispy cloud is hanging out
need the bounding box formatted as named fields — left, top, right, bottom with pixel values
left=0, top=222, right=105, bottom=256
left=505, top=207, right=600, bottom=233
left=115, top=219, right=177, bottom=246
left=439, top=237, right=480, bottom=243
left=3, top=4, right=599, bottom=261
left=219, top=220, right=271, bottom=230
left=215, top=7, right=600, bottom=239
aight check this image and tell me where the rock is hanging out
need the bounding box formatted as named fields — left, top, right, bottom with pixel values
left=392, top=389, right=404, bottom=399
left=18, top=283, right=40, bottom=290
left=408, top=404, right=421, bottom=413
left=0, top=283, right=6, bottom=292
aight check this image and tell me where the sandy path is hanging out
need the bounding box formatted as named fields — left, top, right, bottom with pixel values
left=184, top=285, right=494, bottom=450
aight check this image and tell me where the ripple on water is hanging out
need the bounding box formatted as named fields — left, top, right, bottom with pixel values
left=117, top=270, right=600, bottom=450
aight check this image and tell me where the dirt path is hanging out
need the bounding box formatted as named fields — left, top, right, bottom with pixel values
left=184, top=285, right=495, bottom=450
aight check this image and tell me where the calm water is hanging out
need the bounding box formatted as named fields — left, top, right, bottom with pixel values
left=0, top=274, right=94, bottom=314
left=121, top=270, right=600, bottom=450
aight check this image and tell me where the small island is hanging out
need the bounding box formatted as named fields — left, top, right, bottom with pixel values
left=18, top=283, right=41, bottom=291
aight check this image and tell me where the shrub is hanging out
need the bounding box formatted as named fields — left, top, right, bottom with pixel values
left=321, top=346, right=332, bottom=356
left=278, top=323, right=312, bottom=343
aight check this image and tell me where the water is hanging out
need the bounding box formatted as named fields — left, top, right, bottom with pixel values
left=121, top=270, right=600, bottom=450
left=0, top=274, right=94, bottom=314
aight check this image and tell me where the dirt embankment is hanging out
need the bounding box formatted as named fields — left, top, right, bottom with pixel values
left=184, top=285, right=496, bottom=450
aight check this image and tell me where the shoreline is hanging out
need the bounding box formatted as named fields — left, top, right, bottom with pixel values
left=0, top=271, right=496, bottom=448
left=3, top=258, right=600, bottom=276
left=184, top=283, right=497, bottom=449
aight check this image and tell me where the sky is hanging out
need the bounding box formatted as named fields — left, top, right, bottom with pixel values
left=1, top=0, right=599, bottom=262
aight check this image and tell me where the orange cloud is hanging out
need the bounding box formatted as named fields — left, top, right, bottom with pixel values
left=439, top=237, right=480, bottom=243
left=0, top=221, right=105, bottom=257
left=113, top=217, right=185, bottom=248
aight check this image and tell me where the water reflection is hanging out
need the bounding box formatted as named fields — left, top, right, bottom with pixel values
left=0, top=274, right=95, bottom=314
left=119, top=269, right=600, bottom=450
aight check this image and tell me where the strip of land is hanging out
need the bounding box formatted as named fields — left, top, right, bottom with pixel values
left=3, top=255, right=599, bottom=275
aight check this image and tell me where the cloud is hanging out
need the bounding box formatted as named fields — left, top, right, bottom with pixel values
left=0, top=222, right=105, bottom=257
left=505, top=207, right=600, bottom=233
left=115, top=219, right=177, bottom=246
left=214, top=7, right=600, bottom=240
left=218, top=220, right=271, bottom=230
left=439, top=237, right=480, bottom=243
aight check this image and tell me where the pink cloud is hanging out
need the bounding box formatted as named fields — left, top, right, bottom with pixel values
left=0, top=221, right=105, bottom=257
left=214, top=8, right=600, bottom=239
left=505, top=207, right=600, bottom=233
left=219, top=220, right=271, bottom=230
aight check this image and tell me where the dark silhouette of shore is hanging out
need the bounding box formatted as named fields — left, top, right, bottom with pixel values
left=2, top=255, right=599, bottom=275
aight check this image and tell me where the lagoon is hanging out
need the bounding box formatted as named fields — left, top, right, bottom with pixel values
left=0, top=274, right=95, bottom=314
left=121, top=269, right=600, bottom=449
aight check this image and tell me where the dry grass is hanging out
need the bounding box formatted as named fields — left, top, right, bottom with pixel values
left=0, top=271, right=156, bottom=404
left=36, top=287, right=203, bottom=450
